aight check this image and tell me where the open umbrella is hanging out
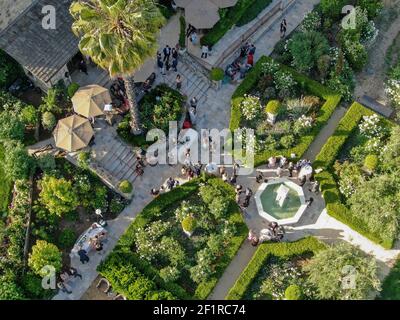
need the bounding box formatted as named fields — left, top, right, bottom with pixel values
left=72, top=84, right=111, bottom=118
left=185, top=0, right=220, bottom=29
left=53, top=115, right=94, bottom=152
left=210, top=0, right=238, bottom=8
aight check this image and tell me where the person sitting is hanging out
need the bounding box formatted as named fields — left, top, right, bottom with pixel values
left=143, top=79, right=151, bottom=93
left=68, top=267, right=82, bottom=279
left=151, top=188, right=160, bottom=197
left=268, top=156, right=277, bottom=168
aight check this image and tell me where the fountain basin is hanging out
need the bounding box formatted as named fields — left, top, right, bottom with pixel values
left=255, top=178, right=307, bottom=225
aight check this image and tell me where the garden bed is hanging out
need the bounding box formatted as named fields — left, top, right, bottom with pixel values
left=117, top=84, right=185, bottom=149
left=226, top=237, right=326, bottom=300
left=314, top=102, right=398, bottom=249
left=98, top=177, right=248, bottom=300
left=230, top=56, right=341, bottom=167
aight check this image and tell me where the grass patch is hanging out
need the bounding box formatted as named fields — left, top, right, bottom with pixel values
left=379, top=258, right=400, bottom=300
left=0, top=144, right=12, bottom=214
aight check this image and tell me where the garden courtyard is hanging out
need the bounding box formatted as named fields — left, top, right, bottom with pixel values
left=2, top=0, right=400, bottom=301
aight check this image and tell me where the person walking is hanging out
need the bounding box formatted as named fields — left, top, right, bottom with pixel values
left=201, top=45, right=209, bottom=59
left=157, top=55, right=165, bottom=75
left=280, top=19, right=287, bottom=38
left=172, top=57, right=178, bottom=72
left=190, top=31, right=198, bottom=45
left=176, top=74, right=182, bottom=90
left=163, top=45, right=171, bottom=61
left=249, top=44, right=256, bottom=55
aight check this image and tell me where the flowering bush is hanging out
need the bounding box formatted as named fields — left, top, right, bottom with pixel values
left=294, top=115, right=313, bottom=134
left=274, top=71, right=296, bottom=92
left=261, top=60, right=279, bottom=76
left=300, top=11, right=321, bottom=32
left=359, top=114, right=383, bottom=138
left=240, top=95, right=261, bottom=121
left=385, top=79, right=400, bottom=108
left=361, top=20, right=378, bottom=47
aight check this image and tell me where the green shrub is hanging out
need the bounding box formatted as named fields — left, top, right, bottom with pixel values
left=77, top=151, right=90, bottom=168
left=320, top=0, right=347, bottom=19
left=179, top=16, right=186, bottom=49
left=380, top=258, right=400, bottom=300
left=21, top=105, right=39, bottom=126
left=285, top=284, right=303, bottom=300
left=181, top=216, right=197, bottom=233
left=201, top=0, right=256, bottom=46
left=236, top=0, right=272, bottom=27
left=364, top=154, right=378, bottom=172
left=28, top=240, right=62, bottom=277
left=210, top=68, right=224, bottom=81
left=42, top=111, right=56, bottom=131
left=67, top=83, right=80, bottom=98
left=265, top=100, right=280, bottom=115
left=58, top=228, right=76, bottom=249
left=119, top=180, right=133, bottom=194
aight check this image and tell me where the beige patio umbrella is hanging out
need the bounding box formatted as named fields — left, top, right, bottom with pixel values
left=53, top=115, right=94, bottom=152
left=71, top=84, right=111, bottom=118
left=185, top=0, right=220, bottom=29
left=210, top=0, right=238, bottom=8
left=174, top=0, right=191, bottom=8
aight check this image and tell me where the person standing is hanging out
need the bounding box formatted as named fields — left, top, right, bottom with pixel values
left=288, top=162, right=294, bottom=178
left=78, top=249, right=89, bottom=264
left=280, top=18, right=287, bottom=38
left=247, top=53, right=254, bottom=66
left=249, top=44, right=256, bottom=55
left=165, top=58, right=171, bottom=73
left=163, top=45, right=171, bottom=61
left=172, top=47, right=178, bottom=59
left=190, top=97, right=198, bottom=110
left=201, top=45, right=209, bottom=59
left=176, top=74, right=182, bottom=90
left=157, top=54, right=165, bottom=75
left=190, top=31, right=198, bottom=45
left=57, top=281, right=72, bottom=294
left=79, top=59, right=88, bottom=75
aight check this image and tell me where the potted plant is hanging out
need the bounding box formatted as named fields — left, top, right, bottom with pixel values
left=210, top=67, right=224, bottom=90
left=265, top=100, right=281, bottom=124
left=119, top=180, right=133, bottom=195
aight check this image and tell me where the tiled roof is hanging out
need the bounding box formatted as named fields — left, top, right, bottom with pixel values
left=0, top=0, right=79, bottom=83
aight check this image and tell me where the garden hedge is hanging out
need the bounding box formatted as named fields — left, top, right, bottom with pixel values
left=98, top=177, right=248, bottom=300
left=201, top=0, right=272, bottom=46
left=226, top=237, right=326, bottom=300
left=230, top=56, right=342, bottom=167
left=314, top=102, right=395, bottom=249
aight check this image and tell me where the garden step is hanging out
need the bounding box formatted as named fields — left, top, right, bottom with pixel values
left=359, top=95, right=394, bottom=118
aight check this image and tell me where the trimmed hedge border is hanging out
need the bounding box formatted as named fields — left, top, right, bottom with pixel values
left=230, top=56, right=342, bottom=167
left=98, top=177, right=248, bottom=300
left=314, top=102, right=395, bottom=249
left=226, top=237, right=326, bottom=300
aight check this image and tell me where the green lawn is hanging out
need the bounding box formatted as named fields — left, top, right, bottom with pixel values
left=0, top=144, right=11, bottom=214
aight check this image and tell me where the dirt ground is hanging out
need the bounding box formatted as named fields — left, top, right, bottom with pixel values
left=80, top=275, right=115, bottom=300
left=354, top=0, right=400, bottom=104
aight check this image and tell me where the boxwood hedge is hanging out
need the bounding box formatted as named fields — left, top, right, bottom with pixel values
left=98, top=177, right=248, bottom=300
left=226, top=237, right=326, bottom=300
left=230, top=56, right=342, bottom=167
left=314, top=102, right=395, bottom=249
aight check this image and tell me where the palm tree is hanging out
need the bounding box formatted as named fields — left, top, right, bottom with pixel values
left=70, top=0, right=165, bottom=134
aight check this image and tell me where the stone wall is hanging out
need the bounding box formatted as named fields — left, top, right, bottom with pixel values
left=0, top=0, right=35, bottom=32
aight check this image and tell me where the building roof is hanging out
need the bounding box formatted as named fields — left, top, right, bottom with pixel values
left=0, top=0, right=79, bottom=83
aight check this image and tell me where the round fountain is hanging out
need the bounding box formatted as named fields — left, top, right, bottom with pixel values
left=255, top=178, right=307, bottom=225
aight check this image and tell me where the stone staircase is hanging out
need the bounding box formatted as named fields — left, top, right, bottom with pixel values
left=156, top=53, right=215, bottom=107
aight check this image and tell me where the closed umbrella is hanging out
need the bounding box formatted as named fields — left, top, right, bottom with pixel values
left=72, top=84, right=111, bottom=118
left=53, top=115, right=94, bottom=152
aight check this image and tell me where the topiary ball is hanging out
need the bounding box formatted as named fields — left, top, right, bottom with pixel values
left=285, top=284, right=303, bottom=300
left=119, top=180, right=133, bottom=194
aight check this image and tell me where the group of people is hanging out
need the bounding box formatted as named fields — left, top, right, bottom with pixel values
left=235, top=185, right=253, bottom=209
left=88, top=231, right=106, bottom=253
left=157, top=45, right=179, bottom=75
left=248, top=222, right=285, bottom=247
left=57, top=267, right=83, bottom=295
left=225, top=42, right=256, bottom=81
